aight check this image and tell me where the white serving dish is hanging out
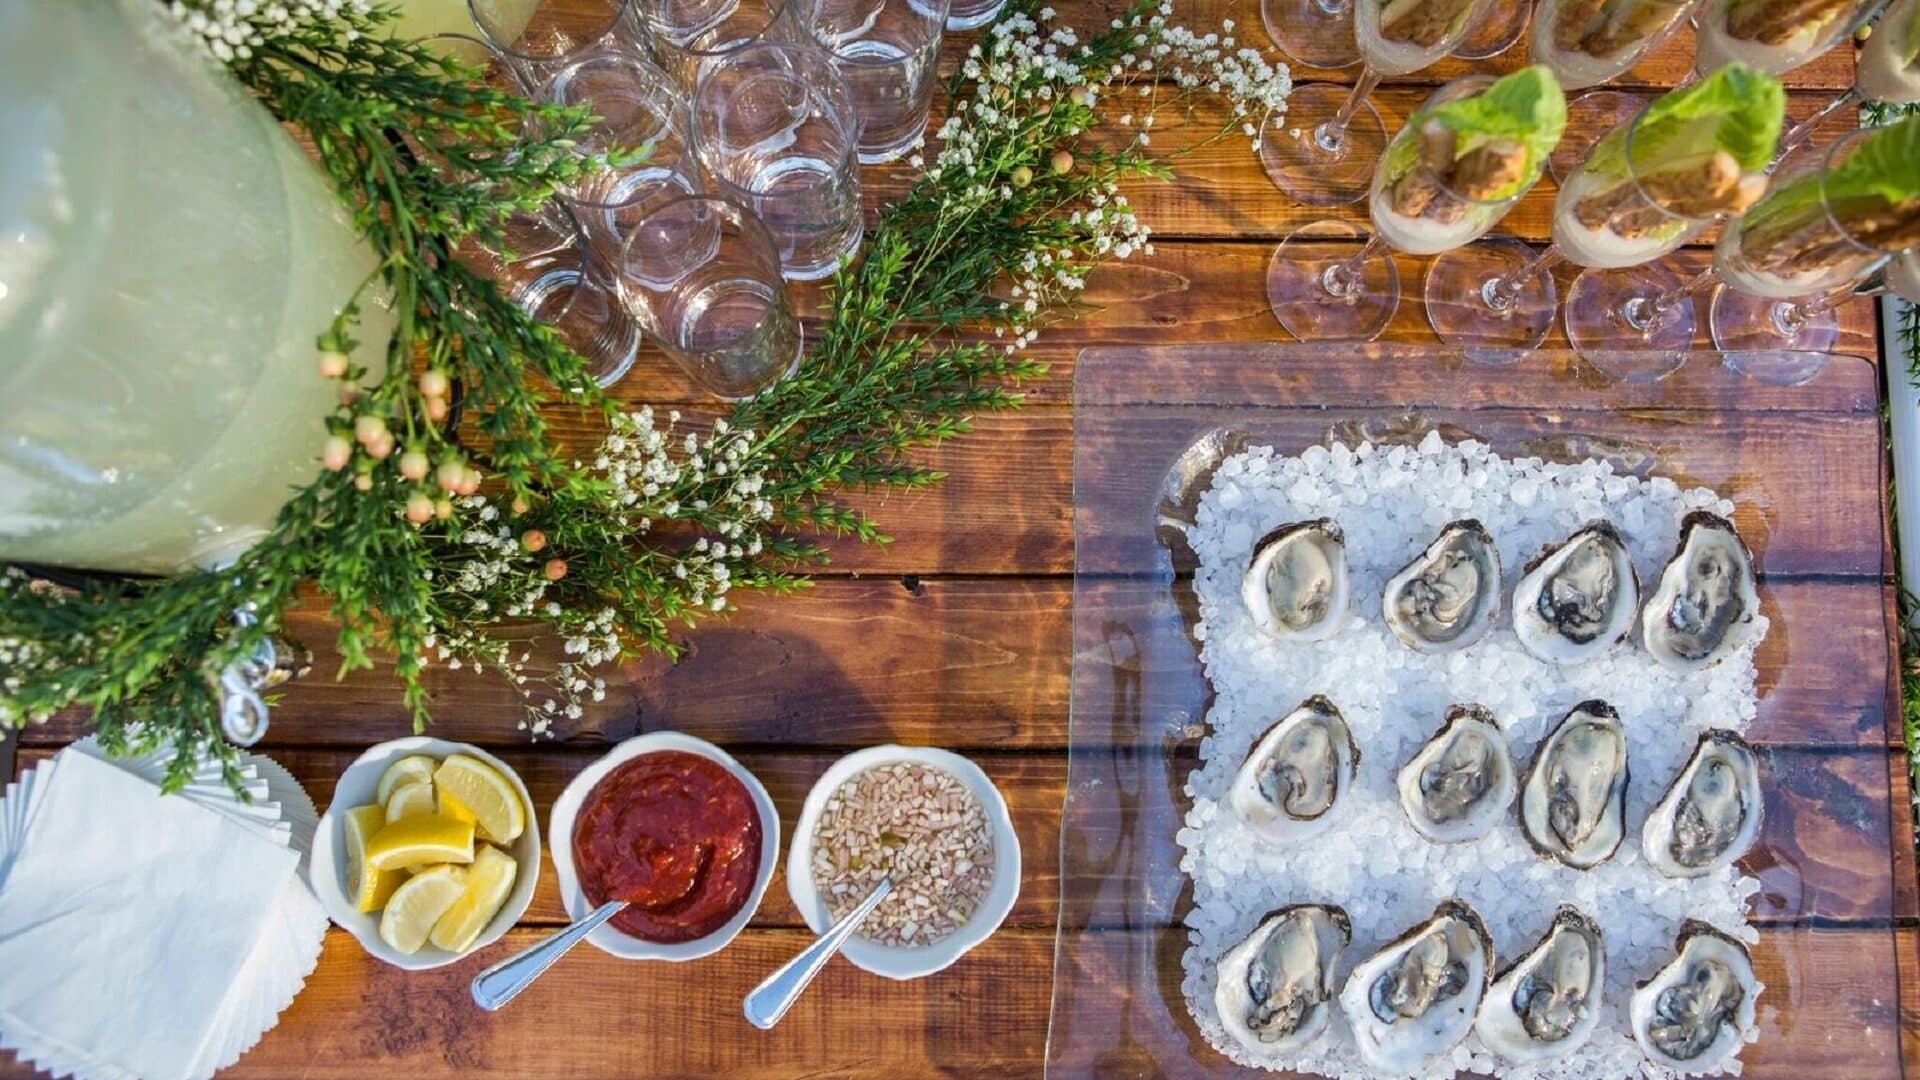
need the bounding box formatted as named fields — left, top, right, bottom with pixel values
left=786, top=744, right=1021, bottom=981
left=547, top=731, right=780, bottom=961
left=309, top=736, right=541, bottom=971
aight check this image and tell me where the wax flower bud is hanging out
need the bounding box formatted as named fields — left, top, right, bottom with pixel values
left=398, top=450, right=430, bottom=482
left=316, top=350, right=349, bottom=379
left=405, top=493, right=434, bottom=524
left=1011, top=165, right=1034, bottom=189
left=353, top=413, right=388, bottom=446
left=521, top=529, right=548, bottom=553
left=418, top=369, right=450, bottom=399
left=321, top=435, right=352, bottom=472
left=436, top=459, right=466, bottom=493
left=424, top=396, right=450, bottom=423
left=1050, top=150, right=1073, bottom=175
left=434, top=498, right=454, bottom=521
left=544, top=558, right=568, bottom=581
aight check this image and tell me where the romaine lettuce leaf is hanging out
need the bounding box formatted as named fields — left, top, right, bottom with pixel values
left=1586, top=63, right=1783, bottom=181
left=1739, top=114, right=1920, bottom=251
left=1383, top=66, right=1567, bottom=200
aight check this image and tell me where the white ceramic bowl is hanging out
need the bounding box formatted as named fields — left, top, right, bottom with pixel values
left=787, top=745, right=1020, bottom=981
left=309, top=736, right=541, bottom=971
left=548, top=731, right=780, bottom=961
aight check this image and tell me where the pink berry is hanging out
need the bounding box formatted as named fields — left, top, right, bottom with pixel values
left=419, top=369, right=451, bottom=399
left=322, top=435, right=352, bottom=472
left=405, top=493, right=434, bottom=524
left=317, top=350, right=349, bottom=379
left=399, top=450, right=430, bottom=481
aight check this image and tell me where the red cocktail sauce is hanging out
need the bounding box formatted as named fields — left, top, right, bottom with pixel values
left=572, top=750, right=762, bottom=943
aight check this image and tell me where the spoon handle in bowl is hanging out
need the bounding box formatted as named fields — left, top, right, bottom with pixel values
left=471, top=899, right=625, bottom=1012
left=743, top=877, right=893, bottom=1030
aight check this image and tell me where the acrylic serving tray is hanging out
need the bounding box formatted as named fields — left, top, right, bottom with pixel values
left=1049, top=345, right=1905, bottom=1078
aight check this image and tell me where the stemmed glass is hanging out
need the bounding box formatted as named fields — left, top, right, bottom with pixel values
left=1467, top=70, right=1780, bottom=365
left=1455, top=0, right=1533, bottom=58
left=1262, top=0, right=1361, bottom=68
left=1259, top=0, right=1494, bottom=206
left=1268, top=74, right=1553, bottom=343
left=1535, top=0, right=1697, bottom=183
left=1772, top=0, right=1920, bottom=164
left=1703, top=123, right=1920, bottom=353
left=1693, top=0, right=1886, bottom=78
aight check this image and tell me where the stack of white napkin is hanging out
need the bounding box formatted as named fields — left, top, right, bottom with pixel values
left=0, top=740, right=328, bottom=1080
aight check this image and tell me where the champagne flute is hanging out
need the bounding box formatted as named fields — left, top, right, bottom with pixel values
left=1773, top=0, right=1920, bottom=164
left=1259, top=0, right=1495, bottom=206
left=1262, top=0, right=1361, bottom=68
left=1473, top=66, right=1781, bottom=365
left=1705, top=120, right=1920, bottom=353
left=1535, top=0, right=1699, bottom=183
left=1268, top=73, right=1551, bottom=342
left=1694, top=0, right=1885, bottom=78
left=1456, top=0, right=1533, bottom=57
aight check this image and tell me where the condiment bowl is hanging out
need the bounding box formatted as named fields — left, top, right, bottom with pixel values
left=310, top=736, right=541, bottom=971
left=548, top=731, right=780, bottom=961
left=787, top=745, right=1020, bottom=981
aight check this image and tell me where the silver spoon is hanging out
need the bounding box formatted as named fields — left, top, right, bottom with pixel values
left=470, top=899, right=625, bottom=1011
left=743, top=877, right=893, bottom=1030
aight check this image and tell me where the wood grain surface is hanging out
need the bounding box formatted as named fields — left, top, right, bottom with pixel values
left=6, top=0, right=1915, bottom=1077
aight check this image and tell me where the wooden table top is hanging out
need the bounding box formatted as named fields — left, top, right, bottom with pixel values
left=6, top=2, right=1918, bottom=1076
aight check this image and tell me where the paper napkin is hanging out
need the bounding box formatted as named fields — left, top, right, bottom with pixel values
left=0, top=749, right=300, bottom=1080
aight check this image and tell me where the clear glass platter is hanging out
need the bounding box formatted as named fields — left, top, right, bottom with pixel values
left=1049, top=345, right=1904, bottom=1078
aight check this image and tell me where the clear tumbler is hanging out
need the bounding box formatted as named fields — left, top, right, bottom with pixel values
left=805, top=0, right=949, bottom=163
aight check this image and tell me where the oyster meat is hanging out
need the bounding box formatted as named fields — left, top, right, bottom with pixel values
left=1511, top=521, right=1639, bottom=664
left=1630, top=921, right=1760, bottom=1071
left=1396, top=705, right=1515, bottom=843
left=1213, top=904, right=1352, bottom=1054
left=1642, top=511, right=1761, bottom=673
left=1519, top=701, right=1630, bottom=869
left=1339, top=900, right=1494, bottom=1074
left=1476, top=906, right=1607, bottom=1064
left=1642, top=729, right=1763, bottom=878
left=1382, top=518, right=1503, bottom=654
left=1242, top=519, right=1351, bottom=642
left=1229, top=696, right=1360, bottom=843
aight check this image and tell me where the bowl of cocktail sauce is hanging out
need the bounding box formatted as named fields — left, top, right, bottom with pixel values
left=548, top=732, right=779, bottom=961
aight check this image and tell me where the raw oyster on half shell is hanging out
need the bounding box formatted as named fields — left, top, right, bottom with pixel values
left=1396, top=705, right=1515, bottom=843
left=1629, top=921, right=1760, bottom=1071
left=1242, top=519, right=1351, bottom=642
left=1229, top=696, right=1360, bottom=843
left=1476, top=906, right=1607, bottom=1064
left=1512, top=521, right=1639, bottom=664
left=1642, top=729, right=1763, bottom=878
left=1213, top=904, right=1352, bottom=1054
left=1338, top=900, right=1494, bottom=1074
left=1641, top=511, right=1761, bottom=672
left=1382, top=518, right=1503, bottom=654
left=1519, top=700, right=1630, bottom=869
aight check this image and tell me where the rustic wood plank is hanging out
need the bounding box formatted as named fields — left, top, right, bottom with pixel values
left=18, top=743, right=1896, bottom=925
left=0, top=925, right=1894, bottom=1080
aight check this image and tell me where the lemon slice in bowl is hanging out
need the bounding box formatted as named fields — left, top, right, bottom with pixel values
left=439, top=789, right=478, bottom=827
left=433, top=755, right=525, bottom=844
left=379, top=865, right=469, bottom=954
left=376, top=755, right=438, bottom=805
left=343, top=804, right=406, bottom=914
left=430, top=845, right=519, bottom=953
left=366, top=815, right=475, bottom=872
left=384, top=779, right=438, bottom=823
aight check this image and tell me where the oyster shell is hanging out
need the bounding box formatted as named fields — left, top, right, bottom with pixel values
left=1629, top=921, right=1759, bottom=1071
left=1213, top=904, right=1352, bottom=1054
left=1511, top=521, right=1639, bottom=664
left=1519, top=701, right=1630, bottom=869
left=1242, top=519, right=1351, bottom=642
left=1475, top=906, right=1607, bottom=1064
left=1641, top=729, right=1763, bottom=878
left=1338, top=900, right=1494, bottom=1074
left=1382, top=518, right=1503, bottom=654
left=1396, top=705, right=1515, bottom=843
left=1641, top=511, right=1761, bottom=673
left=1229, top=696, right=1360, bottom=843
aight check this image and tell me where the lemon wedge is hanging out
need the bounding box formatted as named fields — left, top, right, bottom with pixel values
left=384, top=779, right=438, bottom=823
left=439, top=789, right=479, bottom=828
left=365, top=814, right=475, bottom=872
left=430, top=845, right=519, bottom=953
left=379, top=864, right=469, bottom=954
left=376, top=755, right=438, bottom=805
left=433, top=755, right=525, bottom=844
left=343, top=804, right=406, bottom=914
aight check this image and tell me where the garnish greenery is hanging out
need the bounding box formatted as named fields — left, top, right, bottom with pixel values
left=0, top=0, right=1288, bottom=789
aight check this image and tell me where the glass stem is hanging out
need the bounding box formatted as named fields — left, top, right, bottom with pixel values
left=1315, top=67, right=1383, bottom=154
left=1777, top=87, right=1860, bottom=160
left=1484, top=245, right=1562, bottom=311
left=1772, top=281, right=1855, bottom=337
left=1323, top=234, right=1386, bottom=300
left=1623, top=266, right=1716, bottom=332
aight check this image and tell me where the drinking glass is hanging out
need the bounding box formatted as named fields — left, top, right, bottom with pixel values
left=805, top=0, right=950, bottom=164
left=693, top=42, right=864, bottom=281
left=1259, top=0, right=1494, bottom=206
left=1476, top=102, right=1745, bottom=366
left=1268, top=77, right=1538, bottom=343
left=1693, top=0, right=1884, bottom=77
left=945, top=0, right=1005, bottom=31
left=613, top=195, right=802, bottom=399
left=1261, top=0, right=1360, bottom=69
left=546, top=51, right=701, bottom=261
left=456, top=204, right=645, bottom=388
left=468, top=0, right=649, bottom=86
left=1771, top=0, right=1920, bottom=166
left=643, top=0, right=805, bottom=90
left=1455, top=0, right=1531, bottom=58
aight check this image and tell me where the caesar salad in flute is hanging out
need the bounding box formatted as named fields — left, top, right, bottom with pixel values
left=1532, top=0, right=1698, bottom=88
left=1695, top=0, right=1885, bottom=75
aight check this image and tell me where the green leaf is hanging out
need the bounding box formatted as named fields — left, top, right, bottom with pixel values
left=1422, top=65, right=1568, bottom=195
left=1595, top=62, right=1784, bottom=179
left=1743, top=114, right=1920, bottom=243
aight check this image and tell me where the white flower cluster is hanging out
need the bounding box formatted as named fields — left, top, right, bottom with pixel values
left=167, top=0, right=369, bottom=63
left=0, top=568, right=53, bottom=726
left=597, top=408, right=775, bottom=544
